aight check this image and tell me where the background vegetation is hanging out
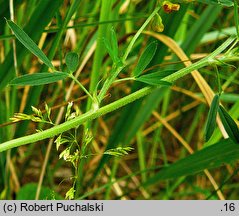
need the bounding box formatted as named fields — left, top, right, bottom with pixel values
left=0, top=0, right=239, bottom=200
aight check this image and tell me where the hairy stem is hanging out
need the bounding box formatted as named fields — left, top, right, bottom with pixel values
left=0, top=34, right=235, bottom=153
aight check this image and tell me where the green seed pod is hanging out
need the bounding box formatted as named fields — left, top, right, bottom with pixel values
left=151, top=13, right=164, bottom=32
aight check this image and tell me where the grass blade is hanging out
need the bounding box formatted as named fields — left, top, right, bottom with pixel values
left=181, top=5, right=222, bottom=55
left=133, top=41, right=158, bottom=77
left=10, top=72, right=68, bottom=86
left=197, top=0, right=234, bottom=7
left=234, top=0, right=239, bottom=39
left=205, top=94, right=220, bottom=141
left=218, top=105, right=239, bottom=143
left=110, top=27, right=119, bottom=61
left=144, top=138, right=238, bottom=186
left=6, top=20, right=54, bottom=70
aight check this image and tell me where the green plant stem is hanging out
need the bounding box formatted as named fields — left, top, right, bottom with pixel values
left=122, top=5, right=160, bottom=62
left=77, top=1, right=113, bottom=195
left=162, top=36, right=236, bottom=82
left=98, top=65, right=125, bottom=102
left=98, top=5, right=161, bottom=103
left=113, top=77, right=135, bottom=83
left=0, top=36, right=235, bottom=152
left=0, top=86, right=153, bottom=152
left=16, top=0, right=81, bottom=137
left=87, top=0, right=113, bottom=107
left=68, top=74, right=94, bottom=102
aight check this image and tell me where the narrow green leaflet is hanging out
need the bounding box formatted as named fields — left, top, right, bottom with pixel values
left=218, top=105, right=239, bottom=143
left=133, top=41, right=158, bottom=77
left=205, top=94, right=220, bottom=141
left=10, top=72, right=68, bottom=86
left=144, top=138, right=239, bottom=186
left=136, top=77, right=172, bottom=86
left=102, top=27, right=120, bottom=66
left=103, top=37, right=116, bottom=63
left=65, top=52, right=79, bottom=72
left=135, top=71, right=172, bottom=86
left=110, top=27, right=119, bottom=61
left=6, top=20, right=54, bottom=69
left=138, top=70, right=175, bottom=79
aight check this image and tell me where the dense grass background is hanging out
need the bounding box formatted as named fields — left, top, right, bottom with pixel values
left=0, top=0, right=239, bottom=200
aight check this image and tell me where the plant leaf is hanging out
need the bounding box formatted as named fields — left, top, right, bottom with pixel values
left=135, top=72, right=172, bottom=86
left=10, top=72, right=68, bottom=86
left=133, top=41, right=158, bottom=77
left=218, top=105, right=239, bottom=143
left=144, top=138, right=239, bottom=186
left=65, top=52, right=79, bottom=72
left=103, top=37, right=115, bottom=62
left=205, top=94, right=220, bottom=141
left=16, top=183, right=63, bottom=200
left=110, top=27, right=119, bottom=61
left=6, top=19, right=54, bottom=69
left=139, top=70, right=175, bottom=79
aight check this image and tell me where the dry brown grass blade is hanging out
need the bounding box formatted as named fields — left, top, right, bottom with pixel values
left=153, top=112, right=225, bottom=200
left=143, top=31, right=226, bottom=200
left=144, top=31, right=228, bottom=138
left=143, top=100, right=201, bottom=136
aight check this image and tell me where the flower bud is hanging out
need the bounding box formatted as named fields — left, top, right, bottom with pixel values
left=151, top=13, right=164, bottom=32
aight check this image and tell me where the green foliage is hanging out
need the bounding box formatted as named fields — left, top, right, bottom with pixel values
left=218, top=105, right=239, bottom=143
left=16, top=183, right=63, bottom=200
left=10, top=72, right=68, bottom=86
left=151, top=13, right=164, bottom=32
left=103, top=27, right=121, bottom=66
left=65, top=52, right=79, bottom=72
left=135, top=70, right=173, bottom=86
left=110, top=27, right=119, bottom=63
left=144, top=138, right=239, bottom=186
left=65, top=187, right=76, bottom=200
left=1, top=0, right=239, bottom=200
left=136, top=76, right=172, bottom=86
left=234, top=0, right=239, bottom=39
left=0, top=0, right=64, bottom=91
left=205, top=94, right=220, bottom=141
left=133, top=41, right=158, bottom=77
left=6, top=20, right=54, bottom=70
